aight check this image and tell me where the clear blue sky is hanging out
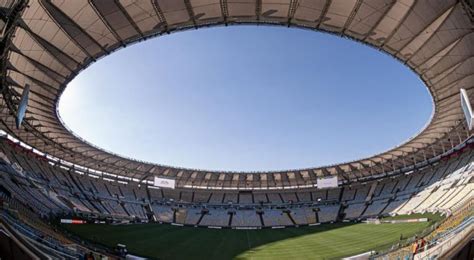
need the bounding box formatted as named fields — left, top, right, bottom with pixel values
left=59, top=26, right=432, bottom=172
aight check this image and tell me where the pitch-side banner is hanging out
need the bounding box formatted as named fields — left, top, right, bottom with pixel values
left=154, top=177, right=176, bottom=189
left=60, top=219, right=85, bottom=224
left=317, top=176, right=338, bottom=188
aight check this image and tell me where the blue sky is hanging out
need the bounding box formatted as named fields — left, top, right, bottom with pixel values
left=59, top=26, right=432, bottom=172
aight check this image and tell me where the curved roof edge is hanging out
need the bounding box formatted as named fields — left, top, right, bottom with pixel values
left=0, top=0, right=473, bottom=189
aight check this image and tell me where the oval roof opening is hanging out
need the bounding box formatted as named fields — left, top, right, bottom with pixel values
left=59, top=26, right=432, bottom=172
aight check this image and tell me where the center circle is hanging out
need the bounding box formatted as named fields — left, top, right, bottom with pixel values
left=58, top=26, right=432, bottom=172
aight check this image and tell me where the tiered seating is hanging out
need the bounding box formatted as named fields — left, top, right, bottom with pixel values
left=0, top=174, right=55, bottom=216
left=318, top=205, right=339, bottom=223
left=238, top=193, right=253, bottom=204
left=0, top=137, right=472, bottom=228
left=262, top=209, right=292, bottom=226
left=431, top=186, right=461, bottom=209
left=402, top=172, right=424, bottom=192
left=394, top=159, right=474, bottom=215
left=427, top=164, right=449, bottom=186
left=341, top=188, right=356, bottom=201
left=327, top=189, right=340, bottom=200
left=74, top=176, right=96, bottom=194
left=0, top=211, right=83, bottom=259
left=77, top=197, right=97, bottom=213
left=395, top=190, right=430, bottom=214
left=102, top=200, right=127, bottom=216
left=281, top=192, right=298, bottom=203
left=223, top=193, right=238, bottom=203
left=27, top=188, right=68, bottom=214
left=89, top=199, right=109, bottom=214
left=184, top=208, right=202, bottom=225
left=124, top=203, right=146, bottom=219
left=267, top=193, right=282, bottom=203
left=442, top=184, right=473, bottom=209
left=162, top=189, right=180, bottom=201
left=362, top=199, right=389, bottom=217
left=152, top=205, right=173, bottom=222
left=208, top=193, right=224, bottom=204
left=381, top=197, right=409, bottom=215
left=200, top=209, right=229, bottom=226
left=148, top=188, right=163, bottom=201
left=232, top=210, right=261, bottom=227
left=67, top=196, right=92, bottom=212
left=91, top=181, right=110, bottom=197
left=119, top=184, right=136, bottom=200
left=193, top=191, right=211, bottom=203
left=105, top=182, right=121, bottom=197
left=290, top=208, right=314, bottom=225
left=344, top=203, right=365, bottom=219
left=134, top=186, right=148, bottom=201
left=377, top=181, right=397, bottom=199
left=312, top=190, right=326, bottom=201
left=296, top=191, right=311, bottom=202
left=353, top=186, right=369, bottom=202
left=180, top=191, right=193, bottom=203
left=253, top=193, right=268, bottom=203
left=392, top=175, right=410, bottom=193
left=175, top=208, right=187, bottom=224
left=304, top=207, right=317, bottom=224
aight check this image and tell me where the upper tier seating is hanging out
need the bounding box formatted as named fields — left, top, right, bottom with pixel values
left=0, top=138, right=472, bottom=227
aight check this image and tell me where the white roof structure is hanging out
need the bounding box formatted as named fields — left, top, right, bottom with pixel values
left=0, top=0, right=473, bottom=189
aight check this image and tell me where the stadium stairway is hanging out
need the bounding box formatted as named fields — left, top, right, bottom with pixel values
left=359, top=202, right=370, bottom=218
left=337, top=204, right=346, bottom=222
left=196, top=209, right=206, bottom=226
left=286, top=210, right=297, bottom=225
left=120, top=201, right=132, bottom=217
left=228, top=211, right=234, bottom=226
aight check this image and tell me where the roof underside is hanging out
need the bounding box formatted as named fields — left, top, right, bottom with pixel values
left=0, top=0, right=473, bottom=189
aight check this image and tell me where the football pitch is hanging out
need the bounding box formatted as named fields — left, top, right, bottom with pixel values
left=62, top=214, right=441, bottom=260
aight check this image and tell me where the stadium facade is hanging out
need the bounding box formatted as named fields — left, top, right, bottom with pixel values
left=0, top=0, right=473, bottom=259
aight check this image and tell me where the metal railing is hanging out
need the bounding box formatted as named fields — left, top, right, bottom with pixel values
left=371, top=197, right=473, bottom=259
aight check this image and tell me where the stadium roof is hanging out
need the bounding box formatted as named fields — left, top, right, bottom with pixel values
left=0, top=0, right=473, bottom=189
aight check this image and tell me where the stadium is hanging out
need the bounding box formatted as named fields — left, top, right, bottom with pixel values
left=0, top=0, right=473, bottom=259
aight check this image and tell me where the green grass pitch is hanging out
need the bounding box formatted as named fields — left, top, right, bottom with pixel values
left=62, top=218, right=437, bottom=260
